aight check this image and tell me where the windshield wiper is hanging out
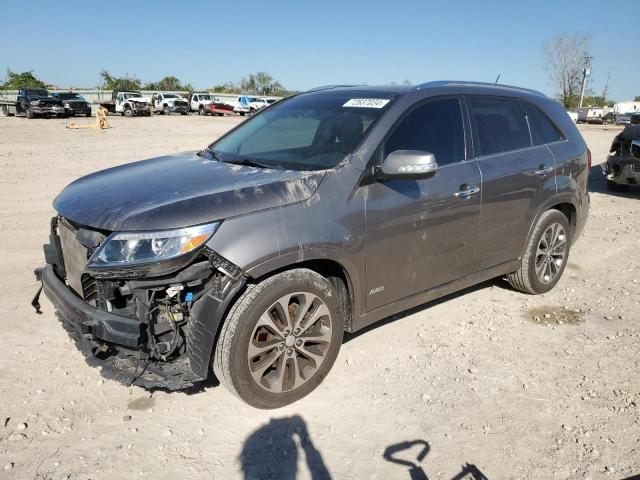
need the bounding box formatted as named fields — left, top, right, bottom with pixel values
left=222, top=158, right=279, bottom=169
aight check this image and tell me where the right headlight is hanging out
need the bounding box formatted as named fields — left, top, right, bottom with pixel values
left=88, top=221, right=221, bottom=269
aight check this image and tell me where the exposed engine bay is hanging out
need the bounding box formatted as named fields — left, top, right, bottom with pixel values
left=34, top=216, right=246, bottom=390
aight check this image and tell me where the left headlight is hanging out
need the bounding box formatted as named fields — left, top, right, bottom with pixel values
left=88, top=221, right=221, bottom=268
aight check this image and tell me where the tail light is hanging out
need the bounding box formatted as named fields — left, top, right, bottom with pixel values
left=587, top=148, right=592, bottom=170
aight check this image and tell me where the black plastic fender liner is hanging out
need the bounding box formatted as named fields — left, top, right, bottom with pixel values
left=186, top=276, right=247, bottom=379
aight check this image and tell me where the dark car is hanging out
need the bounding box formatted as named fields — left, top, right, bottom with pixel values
left=14, top=89, right=66, bottom=118
left=34, top=81, right=590, bottom=408
left=51, top=92, right=92, bottom=117
left=604, top=113, right=640, bottom=190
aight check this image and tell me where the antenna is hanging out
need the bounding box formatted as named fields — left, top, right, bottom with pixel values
left=494, top=74, right=501, bottom=84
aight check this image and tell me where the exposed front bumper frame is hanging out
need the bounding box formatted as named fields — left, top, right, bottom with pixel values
left=35, top=253, right=246, bottom=390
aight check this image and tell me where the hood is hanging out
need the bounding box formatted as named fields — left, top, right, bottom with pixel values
left=53, top=152, right=325, bottom=232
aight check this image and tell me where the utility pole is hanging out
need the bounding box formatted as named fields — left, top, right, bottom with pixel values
left=601, top=68, right=611, bottom=105
left=578, top=56, right=593, bottom=109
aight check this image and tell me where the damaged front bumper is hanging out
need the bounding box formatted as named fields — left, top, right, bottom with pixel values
left=34, top=218, right=246, bottom=390
left=605, top=155, right=640, bottom=185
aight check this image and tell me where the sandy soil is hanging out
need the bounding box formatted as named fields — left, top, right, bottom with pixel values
left=0, top=115, right=638, bottom=480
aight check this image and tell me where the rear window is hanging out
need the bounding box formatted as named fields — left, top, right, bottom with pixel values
left=522, top=102, right=564, bottom=145
left=468, top=97, right=531, bottom=156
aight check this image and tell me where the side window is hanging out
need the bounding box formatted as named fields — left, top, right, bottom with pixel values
left=468, top=97, right=531, bottom=156
left=385, top=97, right=465, bottom=166
left=522, top=102, right=564, bottom=145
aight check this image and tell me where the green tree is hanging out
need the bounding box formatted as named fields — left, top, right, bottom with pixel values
left=143, top=76, right=192, bottom=91
left=581, top=95, right=614, bottom=108
left=635, top=96, right=640, bottom=102
left=100, top=70, right=141, bottom=91
left=240, top=72, right=284, bottom=95
left=1, top=69, right=47, bottom=89
left=210, top=82, right=240, bottom=94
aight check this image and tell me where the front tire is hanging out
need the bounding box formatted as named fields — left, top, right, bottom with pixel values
left=507, top=209, right=571, bottom=294
left=123, top=107, right=134, bottom=118
left=163, top=105, right=170, bottom=115
left=214, top=268, right=343, bottom=409
left=26, top=106, right=35, bottom=119
left=606, top=179, right=629, bottom=192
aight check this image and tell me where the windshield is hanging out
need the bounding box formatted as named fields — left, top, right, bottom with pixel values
left=123, top=93, right=142, bottom=99
left=163, top=94, right=179, bottom=99
left=211, top=92, right=392, bottom=171
left=199, top=95, right=212, bottom=101
left=25, top=89, right=48, bottom=98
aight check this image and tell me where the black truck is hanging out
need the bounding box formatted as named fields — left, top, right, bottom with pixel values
left=0, top=88, right=67, bottom=118
left=51, top=91, right=92, bottom=117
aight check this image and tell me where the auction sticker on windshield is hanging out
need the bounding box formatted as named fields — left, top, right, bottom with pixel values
left=343, top=98, right=390, bottom=108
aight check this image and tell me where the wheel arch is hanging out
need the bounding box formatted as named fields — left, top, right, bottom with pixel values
left=248, top=258, right=356, bottom=332
left=522, top=197, right=578, bottom=259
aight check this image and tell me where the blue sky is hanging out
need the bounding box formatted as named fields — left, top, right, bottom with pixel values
left=2, top=0, right=639, bottom=101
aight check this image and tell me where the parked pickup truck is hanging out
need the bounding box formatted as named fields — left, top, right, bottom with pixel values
left=98, top=91, right=151, bottom=117
left=203, top=101, right=236, bottom=116
left=51, top=92, right=92, bottom=117
left=189, top=93, right=214, bottom=115
left=0, top=89, right=66, bottom=118
left=151, top=93, right=190, bottom=115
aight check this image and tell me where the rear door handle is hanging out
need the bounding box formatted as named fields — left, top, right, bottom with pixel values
left=532, top=166, right=554, bottom=176
left=454, top=185, right=480, bottom=199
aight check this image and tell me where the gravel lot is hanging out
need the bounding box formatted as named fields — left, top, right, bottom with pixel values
left=0, top=115, right=638, bottom=480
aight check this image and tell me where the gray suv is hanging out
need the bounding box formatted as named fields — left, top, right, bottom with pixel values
left=34, top=81, right=590, bottom=408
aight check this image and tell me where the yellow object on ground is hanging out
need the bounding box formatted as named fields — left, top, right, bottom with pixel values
left=67, top=107, right=110, bottom=130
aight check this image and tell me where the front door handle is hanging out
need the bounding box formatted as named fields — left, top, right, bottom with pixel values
left=454, top=185, right=480, bottom=199
left=531, top=166, right=554, bottom=176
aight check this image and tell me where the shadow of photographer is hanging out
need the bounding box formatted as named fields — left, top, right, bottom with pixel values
left=240, top=415, right=331, bottom=480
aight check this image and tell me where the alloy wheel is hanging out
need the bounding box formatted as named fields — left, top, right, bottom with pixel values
left=247, top=292, right=333, bottom=393
left=535, top=223, right=567, bottom=284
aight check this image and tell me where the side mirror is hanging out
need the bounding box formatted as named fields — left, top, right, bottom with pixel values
left=631, top=140, right=640, bottom=160
left=375, top=150, right=438, bottom=180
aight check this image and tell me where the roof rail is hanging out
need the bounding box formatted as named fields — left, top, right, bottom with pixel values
left=305, top=84, right=360, bottom=93
left=415, top=81, right=546, bottom=97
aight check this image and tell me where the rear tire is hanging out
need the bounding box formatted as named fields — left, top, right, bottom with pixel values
left=507, top=209, right=571, bottom=294
left=214, top=268, right=343, bottom=409
left=606, top=179, right=629, bottom=192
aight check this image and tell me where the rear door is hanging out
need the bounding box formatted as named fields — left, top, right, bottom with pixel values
left=466, top=95, right=557, bottom=270
left=364, top=96, right=482, bottom=310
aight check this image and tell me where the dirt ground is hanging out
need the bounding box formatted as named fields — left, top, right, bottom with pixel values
left=0, top=115, right=638, bottom=480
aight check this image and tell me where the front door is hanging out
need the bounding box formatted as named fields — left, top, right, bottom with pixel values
left=364, top=96, right=482, bottom=311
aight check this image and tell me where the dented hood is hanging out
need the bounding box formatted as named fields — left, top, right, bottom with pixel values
left=53, top=152, right=325, bottom=231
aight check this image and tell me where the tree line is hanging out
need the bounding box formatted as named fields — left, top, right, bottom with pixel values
left=0, top=68, right=294, bottom=96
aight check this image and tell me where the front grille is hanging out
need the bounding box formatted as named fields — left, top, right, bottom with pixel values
left=82, top=273, right=99, bottom=306
left=632, top=164, right=640, bottom=173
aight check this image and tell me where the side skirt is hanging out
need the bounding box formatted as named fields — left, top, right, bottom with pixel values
left=352, top=259, right=520, bottom=332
